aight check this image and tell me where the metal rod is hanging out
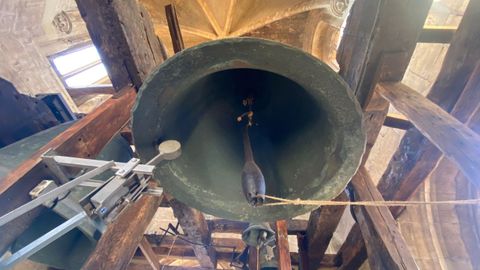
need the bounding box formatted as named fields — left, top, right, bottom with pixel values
left=0, top=212, right=87, bottom=270
left=51, top=155, right=155, bottom=175
left=0, top=161, right=114, bottom=227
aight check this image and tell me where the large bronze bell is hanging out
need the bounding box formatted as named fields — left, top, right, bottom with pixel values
left=132, top=38, right=365, bottom=222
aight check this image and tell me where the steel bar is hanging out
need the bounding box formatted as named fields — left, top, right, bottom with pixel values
left=0, top=212, right=87, bottom=270
left=50, top=155, right=154, bottom=175
left=0, top=161, right=114, bottom=227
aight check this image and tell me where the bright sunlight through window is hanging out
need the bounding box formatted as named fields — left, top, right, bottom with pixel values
left=50, top=44, right=112, bottom=89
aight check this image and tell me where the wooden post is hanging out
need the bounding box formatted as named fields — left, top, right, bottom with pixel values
left=248, top=246, right=259, bottom=270
left=306, top=191, right=347, bottom=269
left=275, top=220, right=292, bottom=270
left=351, top=167, right=418, bottom=270
left=139, top=237, right=161, bottom=270
left=297, top=232, right=310, bottom=270
left=165, top=4, right=185, bottom=53
left=167, top=196, right=217, bottom=269
left=333, top=0, right=432, bottom=267
left=76, top=0, right=165, bottom=90
left=82, top=194, right=161, bottom=269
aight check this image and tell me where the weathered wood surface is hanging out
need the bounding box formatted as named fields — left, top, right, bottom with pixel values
left=377, top=82, right=480, bottom=188
left=297, top=232, right=310, bottom=270
left=384, top=113, right=413, bottom=130
left=0, top=87, right=136, bottom=255
left=334, top=0, right=432, bottom=268
left=167, top=196, right=217, bottom=269
left=248, top=246, right=259, bottom=270
left=351, top=167, right=418, bottom=270
left=82, top=194, right=161, bottom=270
left=275, top=220, right=292, bottom=270
left=76, top=0, right=165, bottom=90
left=206, top=218, right=308, bottom=234
left=306, top=191, right=348, bottom=269
left=337, top=0, right=432, bottom=108
left=165, top=4, right=185, bottom=54
left=377, top=0, right=480, bottom=206
left=418, top=26, right=456, bottom=44
left=138, top=236, right=161, bottom=270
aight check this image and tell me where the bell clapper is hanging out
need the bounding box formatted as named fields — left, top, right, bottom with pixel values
left=237, top=97, right=266, bottom=207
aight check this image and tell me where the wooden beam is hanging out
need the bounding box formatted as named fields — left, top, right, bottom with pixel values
left=206, top=218, right=308, bottom=234
left=249, top=246, right=259, bottom=270
left=0, top=86, right=136, bottom=255
left=67, top=85, right=115, bottom=99
left=275, top=220, right=292, bottom=270
left=75, top=0, right=165, bottom=90
left=351, top=167, right=418, bottom=270
left=82, top=194, right=161, bottom=269
left=196, top=0, right=222, bottom=36
left=165, top=4, right=185, bottom=54
left=383, top=113, right=413, bottom=130
left=377, top=82, right=480, bottom=188
left=306, top=191, right=348, bottom=270
left=337, top=0, right=432, bottom=108
left=167, top=196, right=217, bottom=269
left=418, top=26, right=456, bottom=44
left=334, top=0, right=432, bottom=267
left=297, top=232, right=310, bottom=270
left=138, top=237, right=161, bottom=270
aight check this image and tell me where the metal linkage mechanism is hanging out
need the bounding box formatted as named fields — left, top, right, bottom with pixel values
left=0, top=140, right=181, bottom=270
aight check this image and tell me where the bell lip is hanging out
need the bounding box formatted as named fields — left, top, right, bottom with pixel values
left=132, top=37, right=366, bottom=222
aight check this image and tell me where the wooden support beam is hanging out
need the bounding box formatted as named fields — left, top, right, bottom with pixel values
left=418, top=26, right=456, bottom=44
left=82, top=194, right=161, bottom=269
left=334, top=0, right=432, bottom=267
left=249, top=246, right=259, bottom=270
left=206, top=218, right=308, bottom=234
left=167, top=196, right=217, bottom=269
left=297, top=232, right=310, bottom=270
left=384, top=113, right=413, bottom=130
left=76, top=0, right=165, bottom=90
left=377, top=82, right=480, bottom=188
left=351, top=167, right=418, bottom=270
left=275, top=220, right=292, bottom=270
left=306, top=191, right=348, bottom=270
left=138, top=237, right=161, bottom=270
left=165, top=4, right=185, bottom=54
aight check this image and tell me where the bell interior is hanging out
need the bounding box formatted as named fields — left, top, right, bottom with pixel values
left=158, top=68, right=341, bottom=210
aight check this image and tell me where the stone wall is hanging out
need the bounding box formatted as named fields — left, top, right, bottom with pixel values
left=0, top=0, right=91, bottom=112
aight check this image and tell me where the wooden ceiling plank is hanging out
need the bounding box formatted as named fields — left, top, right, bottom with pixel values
left=224, top=0, right=236, bottom=35
left=351, top=167, right=418, bottom=270
left=82, top=194, right=161, bottom=269
left=196, top=0, right=222, bottom=37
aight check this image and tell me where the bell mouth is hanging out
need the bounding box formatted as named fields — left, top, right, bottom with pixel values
left=132, top=38, right=365, bottom=221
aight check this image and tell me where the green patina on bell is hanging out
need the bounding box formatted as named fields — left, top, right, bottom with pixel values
left=132, top=37, right=365, bottom=222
